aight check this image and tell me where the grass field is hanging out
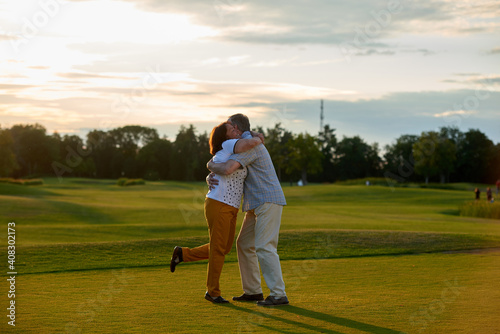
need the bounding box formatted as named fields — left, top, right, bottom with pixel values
left=1, top=178, right=499, bottom=333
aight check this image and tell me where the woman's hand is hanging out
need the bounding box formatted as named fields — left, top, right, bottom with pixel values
left=206, top=172, right=219, bottom=191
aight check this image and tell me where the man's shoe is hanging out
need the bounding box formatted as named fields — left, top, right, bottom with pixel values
left=205, top=292, right=229, bottom=304
left=170, top=246, right=183, bottom=273
left=257, top=296, right=289, bottom=306
left=232, top=293, right=264, bottom=302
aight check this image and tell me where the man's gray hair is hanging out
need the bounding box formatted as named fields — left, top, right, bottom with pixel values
left=229, top=114, right=251, bottom=132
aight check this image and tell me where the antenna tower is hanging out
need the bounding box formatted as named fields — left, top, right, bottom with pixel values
left=320, top=99, right=324, bottom=131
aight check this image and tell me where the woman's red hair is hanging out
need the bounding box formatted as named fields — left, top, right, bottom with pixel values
left=209, top=122, right=229, bottom=155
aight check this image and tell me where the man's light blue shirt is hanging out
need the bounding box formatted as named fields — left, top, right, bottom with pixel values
left=230, top=131, right=286, bottom=212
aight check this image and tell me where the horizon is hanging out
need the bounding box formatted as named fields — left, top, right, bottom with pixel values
left=2, top=117, right=499, bottom=151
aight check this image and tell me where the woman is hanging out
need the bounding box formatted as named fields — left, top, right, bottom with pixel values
left=169, top=122, right=263, bottom=303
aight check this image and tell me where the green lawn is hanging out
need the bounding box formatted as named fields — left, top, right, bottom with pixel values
left=8, top=253, right=500, bottom=333
left=1, top=178, right=499, bottom=333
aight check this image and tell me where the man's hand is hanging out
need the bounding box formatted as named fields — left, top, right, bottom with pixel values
left=257, top=132, right=265, bottom=144
left=206, top=172, right=218, bottom=191
left=250, top=131, right=265, bottom=144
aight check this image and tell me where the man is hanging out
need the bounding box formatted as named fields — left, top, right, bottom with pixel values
left=207, top=114, right=289, bottom=306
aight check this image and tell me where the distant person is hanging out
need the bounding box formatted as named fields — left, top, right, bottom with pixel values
left=496, top=179, right=500, bottom=196
left=170, top=121, right=264, bottom=304
left=474, top=188, right=481, bottom=200
left=486, top=187, right=492, bottom=202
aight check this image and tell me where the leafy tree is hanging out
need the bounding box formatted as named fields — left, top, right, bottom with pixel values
left=413, top=132, right=440, bottom=184
left=488, top=144, right=500, bottom=183
left=137, top=138, right=173, bottom=180
left=110, top=126, right=160, bottom=178
left=264, top=123, right=293, bottom=182
left=439, top=126, right=464, bottom=146
left=436, top=138, right=457, bottom=184
left=58, top=135, right=95, bottom=178
left=86, top=130, right=117, bottom=178
left=285, top=133, right=323, bottom=185
left=9, top=124, right=55, bottom=177
left=439, top=126, right=464, bottom=183
left=171, top=125, right=199, bottom=181
left=413, top=131, right=456, bottom=184
left=455, top=129, right=494, bottom=183
left=316, top=124, right=337, bottom=182
left=195, top=132, right=213, bottom=180
left=2, top=121, right=497, bottom=185
left=383, top=134, right=419, bottom=183
left=335, top=136, right=382, bottom=180
left=0, top=129, right=19, bottom=177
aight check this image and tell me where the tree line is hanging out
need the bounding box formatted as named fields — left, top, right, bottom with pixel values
left=0, top=123, right=498, bottom=185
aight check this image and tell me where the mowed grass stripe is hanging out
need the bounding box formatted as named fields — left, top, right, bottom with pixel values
left=2, top=179, right=500, bottom=246
left=5, top=230, right=500, bottom=275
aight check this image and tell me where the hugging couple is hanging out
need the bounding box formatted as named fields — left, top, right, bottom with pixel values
left=170, top=113, right=289, bottom=307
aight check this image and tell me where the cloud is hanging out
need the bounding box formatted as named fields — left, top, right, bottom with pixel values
left=486, top=47, right=500, bottom=54
left=354, top=49, right=396, bottom=56
left=414, top=48, right=436, bottom=56
left=28, top=66, right=51, bottom=70
left=58, top=0, right=499, bottom=73
left=0, top=76, right=357, bottom=137
left=67, top=0, right=499, bottom=48
left=250, top=57, right=298, bottom=67
left=0, top=94, right=48, bottom=106
left=468, top=76, right=500, bottom=86
left=67, top=42, right=192, bottom=73
left=56, top=72, right=137, bottom=80
left=200, top=55, right=251, bottom=67
left=0, top=33, right=19, bottom=41
left=453, top=73, right=481, bottom=77
left=0, top=84, right=34, bottom=91
left=433, top=110, right=476, bottom=118
left=2, top=84, right=499, bottom=145
left=226, top=89, right=500, bottom=145
left=441, top=75, right=500, bottom=87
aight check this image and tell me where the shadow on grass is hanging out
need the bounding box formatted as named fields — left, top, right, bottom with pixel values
left=43, top=199, right=123, bottom=225
left=283, top=306, right=401, bottom=334
left=0, top=183, right=61, bottom=198
left=224, top=303, right=401, bottom=334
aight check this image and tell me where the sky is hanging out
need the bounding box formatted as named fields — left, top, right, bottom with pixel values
left=0, top=0, right=499, bottom=148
